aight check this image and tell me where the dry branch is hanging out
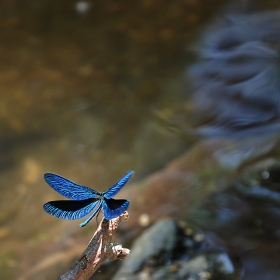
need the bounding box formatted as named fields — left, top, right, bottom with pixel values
left=58, top=212, right=130, bottom=280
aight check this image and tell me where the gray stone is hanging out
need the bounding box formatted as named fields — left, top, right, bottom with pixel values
left=113, top=218, right=177, bottom=280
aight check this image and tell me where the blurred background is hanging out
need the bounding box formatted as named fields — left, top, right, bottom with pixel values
left=1, top=0, right=280, bottom=279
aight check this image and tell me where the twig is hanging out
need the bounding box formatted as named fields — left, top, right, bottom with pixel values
left=58, top=212, right=130, bottom=280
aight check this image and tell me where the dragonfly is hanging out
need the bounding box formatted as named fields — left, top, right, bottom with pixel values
left=43, top=171, right=133, bottom=227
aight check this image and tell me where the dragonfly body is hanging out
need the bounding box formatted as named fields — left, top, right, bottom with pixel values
left=43, top=171, right=133, bottom=227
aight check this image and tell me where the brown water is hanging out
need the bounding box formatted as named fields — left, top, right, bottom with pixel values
left=0, top=0, right=279, bottom=279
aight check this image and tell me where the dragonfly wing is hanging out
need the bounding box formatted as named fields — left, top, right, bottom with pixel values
left=44, top=173, right=100, bottom=200
left=79, top=203, right=102, bottom=227
left=102, top=198, right=130, bottom=220
left=104, top=171, right=134, bottom=199
left=43, top=198, right=99, bottom=220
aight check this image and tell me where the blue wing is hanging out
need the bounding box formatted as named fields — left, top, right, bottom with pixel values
left=43, top=198, right=100, bottom=220
left=102, top=198, right=130, bottom=220
left=79, top=203, right=102, bottom=227
left=104, top=171, right=134, bottom=199
left=44, top=173, right=100, bottom=200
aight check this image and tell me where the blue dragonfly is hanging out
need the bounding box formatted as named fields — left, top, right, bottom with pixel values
left=43, top=171, right=133, bottom=227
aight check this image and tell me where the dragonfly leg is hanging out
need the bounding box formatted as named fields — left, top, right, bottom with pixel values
left=79, top=203, right=102, bottom=227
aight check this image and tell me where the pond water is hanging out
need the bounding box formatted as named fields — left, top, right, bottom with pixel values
left=0, top=0, right=280, bottom=279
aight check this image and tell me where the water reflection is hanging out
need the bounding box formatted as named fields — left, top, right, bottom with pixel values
left=184, top=9, right=280, bottom=280
left=190, top=11, right=280, bottom=138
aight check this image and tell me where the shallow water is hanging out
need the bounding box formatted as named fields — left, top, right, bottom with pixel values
left=0, top=0, right=280, bottom=279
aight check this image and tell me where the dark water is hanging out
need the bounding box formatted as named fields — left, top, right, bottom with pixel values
left=0, top=0, right=280, bottom=279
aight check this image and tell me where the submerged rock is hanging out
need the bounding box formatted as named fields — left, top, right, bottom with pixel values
left=113, top=218, right=243, bottom=280
left=189, top=11, right=280, bottom=138
left=152, top=251, right=242, bottom=280
left=113, top=218, right=178, bottom=279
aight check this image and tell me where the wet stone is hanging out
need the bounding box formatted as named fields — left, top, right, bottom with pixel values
left=113, top=218, right=204, bottom=280
left=114, top=249, right=242, bottom=280
left=151, top=251, right=243, bottom=280
left=113, top=218, right=177, bottom=279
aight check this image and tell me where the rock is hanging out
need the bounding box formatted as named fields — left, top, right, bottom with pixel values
left=113, top=218, right=177, bottom=279
left=113, top=218, right=205, bottom=280
left=152, top=251, right=243, bottom=280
